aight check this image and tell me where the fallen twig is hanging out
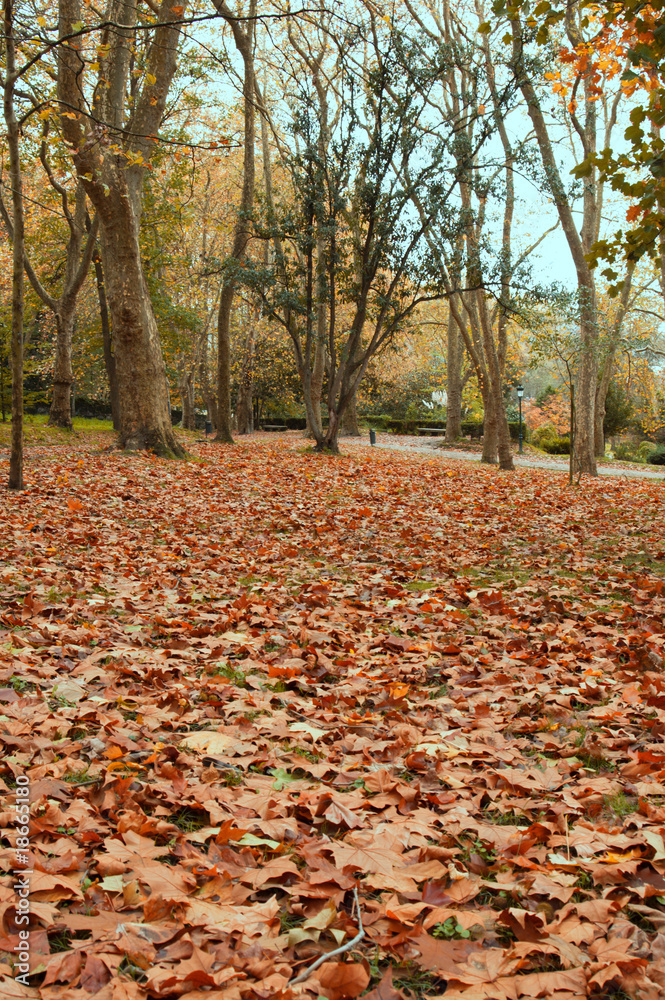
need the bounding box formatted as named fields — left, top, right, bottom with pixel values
left=290, top=886, right=365, bottom=986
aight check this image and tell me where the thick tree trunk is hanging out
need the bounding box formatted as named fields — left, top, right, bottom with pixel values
left=236, top=356, right=254, bottom=434
left=594, top=263, right=635, bottom=457
left=93, top=246, right=119, bottom=429
left=339, top=342, right=361, bottom=437
left=57, top=0, right=186, bottom=457
left=99, top=213, right=182, bottom=455
left=445, top=303, right=463, bottom=443
left=305, top=333, right=326, bottom=438
left=481, top=386, right=498, bottom=464
left=236, top=384, right=253, bottom=433
left=340, top=389, right=360, bottom=436
left=321, top=408, right=340, bottom=453
left=48, top=308, right=75, bottom=429
left=476, top=294, right=514, bottom=471
left=594, top=399, right=605, bottom=458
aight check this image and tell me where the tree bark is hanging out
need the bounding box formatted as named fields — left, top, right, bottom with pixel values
left=480, top=384, right=497, bottom=464
left=49, top=309, right=75, bottom=428
left=92, top=245, right=119, bottom=429
left=594, top=261, right=635, bottom=455
left=236, top=312, right=256, bottom=434
left=213, top=0, right=257, bottom=445
left=511, top=14, right=597, bottom=476
left=445, top=301, right=464, bottom=442
left=57, top=0, right=186, bottom=457
left=340, top=388, right=360, bottom=436
left=179, top=372, right=196, bottom=430
left=305, top=335, right=326, bottom=437
left=340, top=340, right=361, bottom=436
left=3, top=0, right=24, bottom=489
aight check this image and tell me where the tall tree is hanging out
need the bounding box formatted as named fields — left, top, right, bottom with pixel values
left=509, top=5, right=632, bottom=473
left=252, top=10, right=467, bottom=453
left=0, top=154, right=99, bottom=429
left=3, top=0, right=24, bottom=488
left=211, top=0, right=257, bottom=444
left=57, top=0, right=187, bottom=455
left=406, top=0, right=535, bottom=469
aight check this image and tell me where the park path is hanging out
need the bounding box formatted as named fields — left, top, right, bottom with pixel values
left=347, top=434, right=665, bottom=480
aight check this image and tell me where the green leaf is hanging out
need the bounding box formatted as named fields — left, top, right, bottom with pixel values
left=270, top=767, right=300, bottom=790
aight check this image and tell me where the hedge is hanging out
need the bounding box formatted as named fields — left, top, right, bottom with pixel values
left=360, top=415, right=528, bottom=441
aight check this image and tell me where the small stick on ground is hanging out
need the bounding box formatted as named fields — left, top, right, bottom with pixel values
left=290, top=886, right=365, bottom=986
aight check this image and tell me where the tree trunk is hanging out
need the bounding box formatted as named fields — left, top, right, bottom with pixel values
left=178, top=372, right=195, bottom=430
left=573, top=296, right=598, bottom=475
left=48, top=308, right=75, bottom=429
left=99, top=213, right=182, bottom=455
left=213, top=0, right=257, bottom=445
left=57, top=0, right=186, bottom=457
left=475, top=295, right=514, bottom=471
left=339, top=340, right=361, bottom=436
left=236, top=381, right=253, bottom=433
left=216, top=283, right=235, bottom=443
left=340, top=389, right=360, bottom=436
left=236, top=311, right=256, bottom=434
left=481, top=385, right=498, bottom=464
left=445, top=302, right=463, bottom=443
left=305, top=330, right=326, bottom=438
left=4, top=0, right=24, bottom=490
left=204, top=391, right=218, bottom=431
left=93, top=246, right=119, bottom=429
left=594, top=262, right=635, bottom=456
left=236, top=348, right=254, bottom=433
left=511, top=15, right=598, bottom=476
left=322, top=407, right=340, bottom=454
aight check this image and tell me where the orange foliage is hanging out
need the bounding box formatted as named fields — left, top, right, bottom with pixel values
left=525, top=391, right=570, bottom=435
left=1, top=435, right=665, bottom=997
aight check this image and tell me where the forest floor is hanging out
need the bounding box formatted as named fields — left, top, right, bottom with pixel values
left=1, top=431, right=665, bottom=1000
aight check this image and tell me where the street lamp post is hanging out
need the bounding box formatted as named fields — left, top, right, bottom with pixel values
left=516, top=384, right=524, bottom=454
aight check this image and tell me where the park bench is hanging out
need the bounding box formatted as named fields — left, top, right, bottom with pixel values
left=262, top=424, right=288, bottom=432
left=416, top=427, right=446, bottom=435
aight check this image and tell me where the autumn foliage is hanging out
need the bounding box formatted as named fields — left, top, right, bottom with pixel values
left=1, top=435, right=665, bottom=999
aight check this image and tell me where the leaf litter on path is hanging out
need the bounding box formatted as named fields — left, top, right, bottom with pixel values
left=1, top=437, right=665, bottom=999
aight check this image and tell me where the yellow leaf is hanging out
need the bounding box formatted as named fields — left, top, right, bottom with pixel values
left=597, top=848, right=644, bottom=864
left=98, top=875, right=124, bottom=893
left=180, top=729, right=249, bottom=754
left=304, top=898, right=337, bottom=930
left=289, top=722, right=328, bottom=742
left=146, top=73, right=157, bottom=86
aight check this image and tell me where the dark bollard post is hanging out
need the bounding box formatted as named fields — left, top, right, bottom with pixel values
left=369, top=428, right=376, bottom=446
left=205, top=420, right=212, bottom=437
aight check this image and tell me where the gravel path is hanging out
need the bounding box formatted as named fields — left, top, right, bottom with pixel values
left=347, top=435, right=665, bottom=480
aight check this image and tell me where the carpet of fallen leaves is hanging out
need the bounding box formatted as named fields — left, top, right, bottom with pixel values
left=2, top=434, right=665, bottom=1000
